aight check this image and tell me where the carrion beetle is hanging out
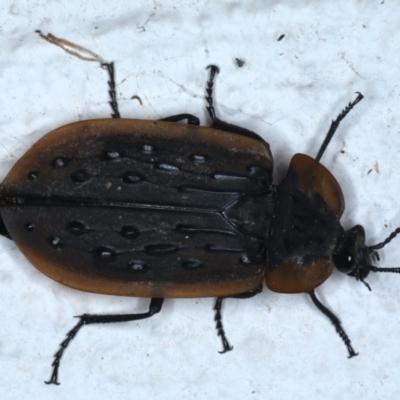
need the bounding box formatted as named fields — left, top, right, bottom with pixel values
left=1, top=32, right=400, bottom=385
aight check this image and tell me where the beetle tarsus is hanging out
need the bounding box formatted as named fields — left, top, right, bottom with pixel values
left=213, top=287, right=263, bottom=353
left=45, top=318, right=85, bottom=385
left=101, top=62, right=121, bottom=119
left=205, top=65, right=220, bottom=122
left=308, top=290, right=358, bottom=358
left=45, top=298, right=164, bottom=385
left=214, top=297, right=234, bottom=353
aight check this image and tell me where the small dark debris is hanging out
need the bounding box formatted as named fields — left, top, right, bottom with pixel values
left=131, top=95, right=143, bottom=105
left=278, top=34, right=285, bottom=41
left=235, top=58, right=245, bottom=67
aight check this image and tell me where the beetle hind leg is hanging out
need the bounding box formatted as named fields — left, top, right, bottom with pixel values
left=308, top=290, right=358, bottom=358
left=45, top=298, right=164, bottom=385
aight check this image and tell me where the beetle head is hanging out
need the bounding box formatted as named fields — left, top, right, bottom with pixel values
left=333, top=224, right=400, bottom=290
left=333, top=225, right=373, bottom=287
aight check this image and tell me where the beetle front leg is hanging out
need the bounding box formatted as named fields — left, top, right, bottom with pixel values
left=45, top=298, right=164, bottom=385
left=308, top=290, right=358, bottom=358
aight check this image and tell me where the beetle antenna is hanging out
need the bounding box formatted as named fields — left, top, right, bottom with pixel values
left=356, top=265, right=400, bottom=294
left=315, top=92, right=364, bottom=162
left=368, top=266, right=400, bottom=274
left=368, top=227, right=400, bottom=251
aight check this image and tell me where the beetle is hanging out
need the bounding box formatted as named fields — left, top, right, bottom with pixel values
left=1, top=32, right=400, bottom=385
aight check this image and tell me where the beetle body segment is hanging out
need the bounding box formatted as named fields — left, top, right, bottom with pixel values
left=266, top=154, right=344, bottom=293
left=0, top=119, right=273, bottom=298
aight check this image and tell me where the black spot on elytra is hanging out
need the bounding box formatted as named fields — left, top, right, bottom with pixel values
left=28, top=171, right=38, bottom=180
left=127, top=260, right=147, bottom=271
left=48, top=236, right=64, bottom=249
left=120, top=226, right=140, bottom=239
left=67, top=221, right=88, bottom=236
left=145, top=244, right=178, bottom=255
left=52, top=157, right=71, bottom=168
left=142, top=144, right=154, bottom=154
left=156, top=163, right=180, bottom=172
left=121, top=171, right=144, bottom=184
left=182, top=260, right=204, bottom=270
left=189, top=154, right=207, bottom=163
left=71, top=169, right=90, bottom=183
left=24, top=222, right=35, bottom=232
left=102, top=150, right=122, bottom=161
left=92, top=247, right=117, bottom=261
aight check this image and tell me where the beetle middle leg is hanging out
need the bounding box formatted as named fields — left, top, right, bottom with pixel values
left=308, top=290, right=358, bottom=358
left=214, top=285, right=263, bottom=353
left=160, top=113, right=200, bottom=125
left=45, top=298, right=164, bottom=385
left=205, top=65, right=265, bottom=142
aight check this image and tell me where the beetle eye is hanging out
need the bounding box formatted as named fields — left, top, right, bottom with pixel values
left=333, top=249, right=355, bottom=274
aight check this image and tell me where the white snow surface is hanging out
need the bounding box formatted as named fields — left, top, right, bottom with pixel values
left=1, top=1, right=400, bottom=399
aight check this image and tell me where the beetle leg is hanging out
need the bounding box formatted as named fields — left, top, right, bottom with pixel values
left=0, top=217, right=11, bottom=239
left=45, top=298, right=163, bottom=385
left=205, top=65, right=265, bottom=142
left=101, top=62, right=121, bottom=119
left=230, top=285, right=263, bottom=299
left=214, top=297, right=234, bottom=353
left=159, top=114, right=200, bottom=125
left=214, top=285, right=263, bottom=354
left=205, top=65, right=220, bottom=122
left=315, top=92, right=364, bottom=162
left=307, top=290, right=358, bottom=358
